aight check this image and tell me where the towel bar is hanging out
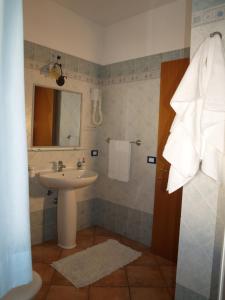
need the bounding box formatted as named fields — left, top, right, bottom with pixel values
left=106, top=137, right=141, bottom=146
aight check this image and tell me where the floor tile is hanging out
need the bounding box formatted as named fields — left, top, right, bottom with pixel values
left=60, top=245, right=85, bottom=258
left=46, top=285, right=88, bottom=300
left=168, top=287, right=175, bottom=298
left=127, top=265, right=167, bottom=287
left=32, top=242, right=62, bottom=263
left=155, top=255, right=176, bottom=266
left=51, top=270, right=72, bottom=286
left=120, top=237, right=149, bottom=252
left=33, top=263, right=55, bottom=285
left=93, top=268, right=128, bottom=287
left=94, top=227, right=122, bottom=244
left=89, top=287, right=130, bottom=300
left=77, top=227, right=95, bottom=239
left=95, top=227, right=116, bottom=236
left=76, top=235, right=94, bottom=248
left=129, top=251, right=158, bottom=266
left=94, top=235, right=120, bottom=244
left=160, top=266, right=176, bottom=287
left=33, top=285, right=50, bottom=300
left=31, top=226, right=178, bottom=300
left=130, top=287, right=173, bottom=300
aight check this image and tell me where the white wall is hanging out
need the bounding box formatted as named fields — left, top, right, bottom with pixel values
left=23, top=0, right=104, bottom=64
left=102, top=0, right=191, bottom=64
left=24, top=0, right=191, bottom=65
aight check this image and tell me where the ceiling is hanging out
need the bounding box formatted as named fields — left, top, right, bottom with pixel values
left=52, top=0, right=176, bottom=26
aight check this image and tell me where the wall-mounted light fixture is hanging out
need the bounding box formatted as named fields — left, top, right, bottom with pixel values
left=40, top=56, right=67, bottom=86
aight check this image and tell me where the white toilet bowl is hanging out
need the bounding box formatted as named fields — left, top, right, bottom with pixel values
left=2, top=271, right=42, bottom=300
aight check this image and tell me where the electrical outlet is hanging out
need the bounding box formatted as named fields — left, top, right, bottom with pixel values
left=147, top=156, right=156, bottom=164
left=91, top=150, right=98, bottom=157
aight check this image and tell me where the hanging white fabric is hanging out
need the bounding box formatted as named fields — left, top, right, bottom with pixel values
left=0, top=0, right=32, bottom=297
left=163, top=35, right=225, bottom=194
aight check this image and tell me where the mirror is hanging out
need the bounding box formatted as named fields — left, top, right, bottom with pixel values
left=32, top=86, right=82, bottom=147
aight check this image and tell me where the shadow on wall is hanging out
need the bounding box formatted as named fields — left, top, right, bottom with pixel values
left=29, top=176, right=58, bottom=244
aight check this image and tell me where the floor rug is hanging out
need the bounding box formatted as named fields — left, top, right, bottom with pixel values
left=52, top=239, right=141, bottom=287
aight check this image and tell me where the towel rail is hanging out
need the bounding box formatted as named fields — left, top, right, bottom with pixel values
left=106, top=137, right=141, bottom=146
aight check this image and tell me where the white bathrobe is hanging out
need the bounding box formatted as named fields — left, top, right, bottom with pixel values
left=163, top=35, right=225, bottom=193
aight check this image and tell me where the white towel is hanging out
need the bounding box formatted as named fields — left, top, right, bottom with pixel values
left=163, top=35, right=225, bottom=193
left=108, top=140, right=131, bottom=182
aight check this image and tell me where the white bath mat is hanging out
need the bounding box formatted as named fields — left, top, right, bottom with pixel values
left=51, top=239, right=141, bottom=288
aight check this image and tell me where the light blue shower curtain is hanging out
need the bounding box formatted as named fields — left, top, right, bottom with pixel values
left=0, top=0, right=32, bottom=297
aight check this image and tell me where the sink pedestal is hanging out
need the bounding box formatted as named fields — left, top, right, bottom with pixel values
left=38, top=168, right=98, bottom=249
left=57, top=189, right=77, bottom=249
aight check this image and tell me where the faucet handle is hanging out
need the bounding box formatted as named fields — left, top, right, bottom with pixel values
left=77, top=159, right=82, bottom=169
left=50, top=161, right=58, bottom=171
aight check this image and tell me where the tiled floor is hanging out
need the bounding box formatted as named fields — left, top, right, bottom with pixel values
left=33, top=226, right=176, bottom=300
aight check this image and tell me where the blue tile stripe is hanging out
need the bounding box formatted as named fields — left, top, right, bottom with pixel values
left=192, top=3, right=225, bottom=27
left=25, top=40, right=189, bottom=85
left=100, top=48, right=190, bottom=84
left=192, top=0, right=225, bottom=12
left=24, top=40, right=101, bottom=84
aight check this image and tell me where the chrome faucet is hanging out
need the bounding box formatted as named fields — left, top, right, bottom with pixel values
left=57, top=160, right=66, bottom=172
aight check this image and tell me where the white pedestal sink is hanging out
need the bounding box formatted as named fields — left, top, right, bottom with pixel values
left=38, top=169, right=98, bottom=249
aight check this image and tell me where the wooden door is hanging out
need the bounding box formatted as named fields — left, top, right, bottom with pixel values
left=33, top=87, right=55, bottom=146
left=151, top=58, right=189, bottom=262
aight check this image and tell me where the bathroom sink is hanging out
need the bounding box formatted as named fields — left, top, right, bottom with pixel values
left=38, top=169, right=98, bottom=189
left=37, top=168, right=98, bottom=250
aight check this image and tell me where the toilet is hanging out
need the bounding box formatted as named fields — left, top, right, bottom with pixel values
left=2, top=272, right=42, bottom=300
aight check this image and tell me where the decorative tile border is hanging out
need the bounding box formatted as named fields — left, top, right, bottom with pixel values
left=25, top=40, right=189, bottom=86
left=192, top=3, right=225, bottom=27
left=25, top=58, right=101, bottom=85
left=24, top=41, right=101, bottom=85
left=100, top=48, right=190, bottom=86
left=192, top=0, right=225, bottom=12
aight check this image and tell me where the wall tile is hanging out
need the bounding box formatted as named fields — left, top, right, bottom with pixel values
left=95, top=78, right=160, bottom=214
left=44, top=223, right=57, bottom=241
left=24, top=41, right=34, bottom=60
left=176, top=172, right=219, bottom=298
left=176, top=283, right=209, bottom=300
left=192, top=3, right=225, bottom=27
left=100, top=48, right=189, bottom=85
left=77, top=199, right=95, bottom=230
left=24, top=41, right=100, bottom=85
left=31, top=224, right=43, bottom=245
left=94, top=198, right=153, bottom=246
left=115, top=205, right=129, bottom=236
left=192, top=0, right=225, bottom=12
left=175, top=2, right=225, bottom=299
left=26, top=40, right=189, bottom=252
